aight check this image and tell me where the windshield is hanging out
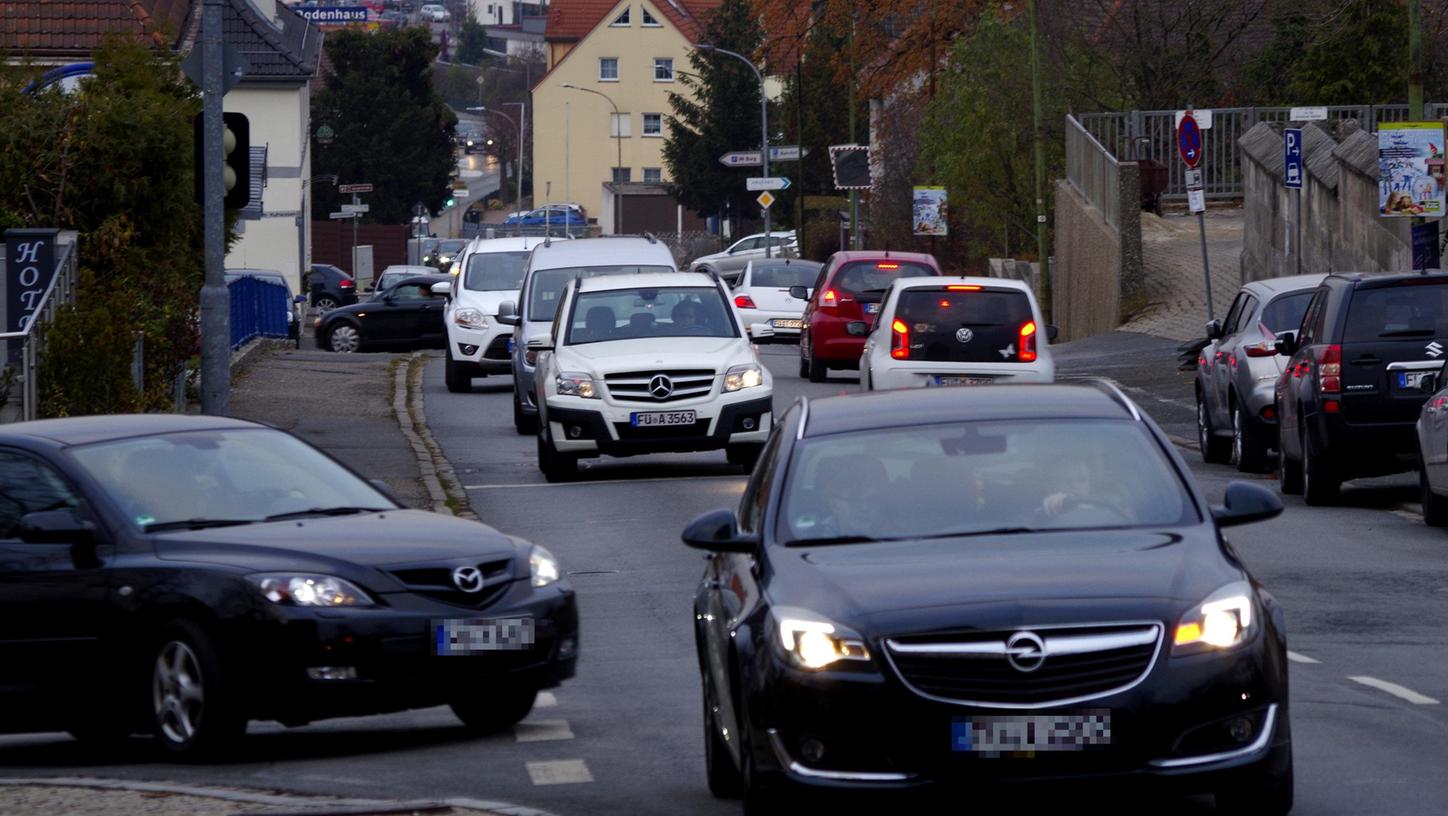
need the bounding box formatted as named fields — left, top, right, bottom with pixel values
left=832, top=260, right=936, bottom=295
left=749, top=263, right=821, bottom=289
left=566, top=286, right=737, bottom=344
left=526, top=265, right=674, bottom=322
left=1260, top=291, right=1313, bottom=333
left=1344, top=283, right=1448, bottom=341
left=465, top=251, right=529, bottom=292
left=781, top=419, right=1196, bottom=544
left=69, top=429, right=394, bottom=530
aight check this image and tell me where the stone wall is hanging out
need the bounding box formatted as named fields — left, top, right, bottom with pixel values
left=1053, top=179, right=1122, bottom=341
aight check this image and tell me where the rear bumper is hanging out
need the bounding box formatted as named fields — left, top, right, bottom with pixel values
left=1306, top=413, right=1419, bottom=475
left=871, top=360, right=1056, bottom=390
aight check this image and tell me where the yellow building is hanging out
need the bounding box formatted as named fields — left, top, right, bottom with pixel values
left=532, top=0, right=720, bottom=233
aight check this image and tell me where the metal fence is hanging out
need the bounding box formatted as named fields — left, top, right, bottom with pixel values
left=0, top=239, right=78, bottom=422
left=229, top=276, right=291, bottom=348
left=1066, top=114, right=1121, bottom=225
left=1077, top=104, right=1448, bottom=200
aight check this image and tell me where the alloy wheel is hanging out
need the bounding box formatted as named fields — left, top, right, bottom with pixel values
left=329, top=324, right=360, bottom=353
left=315, top=296, right=339, bottom=314
left=152, top=641, right=204, bottom=745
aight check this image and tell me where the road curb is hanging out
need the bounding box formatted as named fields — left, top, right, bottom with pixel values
left=0, top=777, right=449, bottom=814
left=230, top=337, right=289, bottom=376
left=395, top=352, right=479, bottom=520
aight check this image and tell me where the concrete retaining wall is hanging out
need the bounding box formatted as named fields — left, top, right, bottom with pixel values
left=1052, top=163, right=1142, bottom=341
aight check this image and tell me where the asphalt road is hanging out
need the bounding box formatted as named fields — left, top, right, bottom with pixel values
left=2, top=334, right=1446, bottom=815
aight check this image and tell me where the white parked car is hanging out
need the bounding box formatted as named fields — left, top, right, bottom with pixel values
left=731, top=257, right=822, bottom=340
left=531, top=272, right=775, bottom=481
left=434, top=237, right=536, bottom=393
left=859, top=276, right=1057, bottom=391
left=420, top=3, right=449, bottom=21
left=375, top=264, right=441, bottom=294
left=689, top=231, right=798, bottom=285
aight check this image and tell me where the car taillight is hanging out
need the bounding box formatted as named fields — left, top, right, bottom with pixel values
left=891, top=319, right=910, bottom=359
left=946, top=285, right=982, bottom=291
left=821, top=289, right=839, bottom=308
left=1316, top=343, right=1341, bottom=394
left=735, top=294, right=757, bottom=309
left=877, top=263, right=900, bottom=270
left=1260, top=405, right=1276, bottom=421
left=1019, top=321, right=1038, bottom=362
left=339, top=279, right=354, bottom=289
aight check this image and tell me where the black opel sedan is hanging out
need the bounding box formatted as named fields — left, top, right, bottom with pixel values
left=0, top=415, right=576, bottom=756
left=686, top=383, right=1291, bottom=814
left=315, top=273, right=450, bottom=353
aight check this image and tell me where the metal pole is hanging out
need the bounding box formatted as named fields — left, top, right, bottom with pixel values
left=700, top=48, right=769, bottom=256
left=848, top=6, right=860, bottom=249
left=1410, top=0, right=1426, bottom=260
left=564, top=102, right=571, bottom=237
left=1029, top=0, right=1051, bottom=319
left=1295, top=188, right=1303, bottom=277
left=1199, top=211, right=1215, bottom=321
left=351, top=193, right=359, bottom=258
left=199, top=0, right=230, bottom=416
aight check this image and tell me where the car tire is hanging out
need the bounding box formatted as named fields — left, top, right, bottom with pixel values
left=444, top=347, right=472, bottom=394
left=1420, top=464, right=1448, bottom=526
left=1215, top=733, right=1293, bottom=815
left=806, top=347, right=827, bottom=383
left=326, top=323, right=361, bottom=354
left=537, top=423, right=577, bottom=482
left=1233, top=404, right=1268, bottom=474
left=1278, top=431, right=1305, bottom=496
left=703, top=684, right=743, bottom=798
left=314, top=296, right=339, bottom=313
left=450, top=684, right=537, bottom=734
left=150, top=620, right=245, bottom=759
left=1301, top=429, right=1340, bottom=506
left=1197, top=393, right=1230, bottom=464
left=726, top=443, right=763, bottom=470
left=513, top=388, right=538, bottom=435
left=797, top=350, right=809, bottom=379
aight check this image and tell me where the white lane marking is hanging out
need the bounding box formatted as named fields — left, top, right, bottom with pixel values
left=464, top=474, right=746, bottom=490
left=1348, top=676, right=1440, bottom=705
left=526, top=759, right=594, bottom=785
left=514, top=719, right=575, bottom=743
left=1287, top=651, right=1320, bottom=664
left=535, top=691, right=558, bottom=708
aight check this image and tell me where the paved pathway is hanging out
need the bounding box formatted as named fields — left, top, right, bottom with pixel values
left=1121, top=207, right=1244, bottom=340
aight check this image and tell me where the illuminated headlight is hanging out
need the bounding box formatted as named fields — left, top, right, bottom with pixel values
left=773, top=607, right=871, bottom=670
left=529, top=544, right=561, bottom=587
left=248, top=574, right=373, bottom=608
left=467, top=140, right=475, bottom=147
left=454, top=308, right=488, bottom=329
left=1173, top=581, right=1255, bottom=653
left=556, top=372, right=599, bottom=399
left=723, top=364, right=764, bottom=392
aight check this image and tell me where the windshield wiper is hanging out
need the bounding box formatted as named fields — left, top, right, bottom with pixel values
left=263, top=506, right=388, bottom=522
left=913, top=526, right=1044, bottom=539
left=144, top=518, right=256, bottom=532
left=1378, top=329, right=1437, bottom=337
left=783, top=534, right=883, bottom=547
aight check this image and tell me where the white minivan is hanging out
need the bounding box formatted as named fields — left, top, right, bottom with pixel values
left=433, top=237, right=536, bottom=393
left=859, top=276, right=1057, bottom=391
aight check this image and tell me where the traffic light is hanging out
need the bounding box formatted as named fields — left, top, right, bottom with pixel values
left=194, top=111, right=252, bottom=209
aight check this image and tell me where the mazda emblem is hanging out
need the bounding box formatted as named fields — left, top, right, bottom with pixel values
left=452, top=566, right=485, bottom=593
left=955, top=327, right=975, bottom=344
left=1005, top=631, right=1047, bottom=673
left=649, top=374, right=674, bottom=400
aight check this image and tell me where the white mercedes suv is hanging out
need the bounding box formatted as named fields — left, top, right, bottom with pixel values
left=434, top=237, right=536, bottom=393
left=531, top=272, right=775, bottom=481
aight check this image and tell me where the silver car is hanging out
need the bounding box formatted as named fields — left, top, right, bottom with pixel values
left=688, top=231, right=797, bottom=285
left=1196, top=274, right=1323, bottom=472
left=1417, top=380, right=1448, bottom=525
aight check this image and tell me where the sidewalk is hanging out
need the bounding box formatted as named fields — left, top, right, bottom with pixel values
left=1120, top=207, right=1244, bottom=341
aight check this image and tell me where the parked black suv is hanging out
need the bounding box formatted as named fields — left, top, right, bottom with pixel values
left=1275, top=272, right=1448, bottom=504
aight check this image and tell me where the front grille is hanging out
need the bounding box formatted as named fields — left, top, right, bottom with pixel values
left=605, top=369, right=715, bottom=403
left=614, top=419, right=712, bottom=439
left=483, top=335, right=511, bottom=360
left=884, top=623, right=1162, bottom=707
left=388, top=557, right=515, bottom=609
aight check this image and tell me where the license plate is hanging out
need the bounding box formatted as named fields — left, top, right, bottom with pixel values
left=1399, top=371, right=1432, bottom=389
left=631, top=410, right=697, bottom=427
left=771, top=319, right=803, bottom=329
left=864, top=303, right=881, bottom=315
left=951, top=711, right=1111, bottom=757
left=434, top=618, right=534, bottom=655
left=932, top=375, right=994, bottom=387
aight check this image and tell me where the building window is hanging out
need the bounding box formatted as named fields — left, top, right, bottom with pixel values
left=611, top=7, right=630, bottom=26
left=641, top=8, right=660, bottom=26
left=643, top=167, right=663, bottom=183
left=653, top=58, right=673, bottom=82
left=642, top=113, right=662, bottom=137
left=599, top=57, right=619, bottom=81
left=610, top=112, right=632, bottom=137
left=613, top=167, right=632, bottom=183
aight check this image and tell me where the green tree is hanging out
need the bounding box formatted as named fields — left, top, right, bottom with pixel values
left=662, top=0, right=765, bottom=231
left=311, top=28, right=458, bottom=223
left=457, top=17, right=488, bottom=65
left=1287, top=0, right=1408, bottom=104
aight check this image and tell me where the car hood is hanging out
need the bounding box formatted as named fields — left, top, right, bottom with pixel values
left=455, top=289, right=517, bottom=315
left=559, top=337, right=755, bottom=374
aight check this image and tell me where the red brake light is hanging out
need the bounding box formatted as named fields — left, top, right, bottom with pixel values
left=1261, top=405, right=1276, bottom=420
left=945, top=285, right=981, bottom=291
left=876, top=263, right=900, bottom=270
left=735, top=294, right=757, bottom=309
left=821, top=289, right=839, bottom=308
left=339, top=279, right=354, bottom=289
left=891, top=319, right=910, bottom=359
left=1019, top=320, right=1038, bottom=362
left=1316, top=343, right=1342, bottom=394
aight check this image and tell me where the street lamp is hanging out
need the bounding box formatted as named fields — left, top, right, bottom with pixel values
left=693, top=44, right=773, bottom=258
left=561, top=83, right=625, bottom=235
left=467, top=105, right=523, bottom=217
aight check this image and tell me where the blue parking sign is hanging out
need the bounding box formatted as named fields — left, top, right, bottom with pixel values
left=1284, top=128, right=1304, bottom=190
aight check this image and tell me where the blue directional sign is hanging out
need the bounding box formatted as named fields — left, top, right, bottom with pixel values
left=1284, top=127, right=1304, bottom=190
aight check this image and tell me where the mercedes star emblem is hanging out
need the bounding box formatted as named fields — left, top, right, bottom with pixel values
left=649, top=374, right=674, bottom=400
left=955, top=327, right=975, bottom=344
left=452, top=566, right=485, bottom=593
left=1005, top=631, right=1047, bottom=673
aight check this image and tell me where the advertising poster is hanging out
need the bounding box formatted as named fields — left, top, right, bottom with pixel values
left=1378, top=122, right=1447, bottom=217
left=913, top=186, right=948, bottom=236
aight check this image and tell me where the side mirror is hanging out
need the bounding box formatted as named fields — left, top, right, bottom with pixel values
left=1212, top=482, right=1284, bottom=528
left=293, top=294, right=308, bottom=304
left=845, top=321, right=869, bottom=337
left=18, top=509, right=95, bottom=545
left=681, top=508, right=758, bottom=553
left=525, top=335, right=553, bottom=352
left=749, top=323, right=776, bottom=340
left=1205, top=319, right=1223, bottom=340
left=497, top=301, right=520, bottom=326
left=431, top=280, right=452, bottom=297
left=1274, top=332, right=1298, bottom=357
left=1046, top=324, right=1059, bottom=342
left=788, top=286, right=809, bottom=300
left=369, top=479, right=403, bottom=506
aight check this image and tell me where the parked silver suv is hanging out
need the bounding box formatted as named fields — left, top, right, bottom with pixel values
left=688, top=231, right=797, bottom=286
left=1196, top=274, right=1323, bottom=472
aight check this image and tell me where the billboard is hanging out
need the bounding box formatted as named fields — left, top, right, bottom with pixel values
left=292, top=5, right=377, bottom=30
left=1378, top=122, right=1447, bottom=217
left=912, top=187, right=948, bottom=237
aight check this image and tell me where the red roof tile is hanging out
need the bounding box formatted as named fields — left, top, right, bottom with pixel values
left=544, top=0, right=720, bottom=43
left=1, top=0, right=193, bottom=57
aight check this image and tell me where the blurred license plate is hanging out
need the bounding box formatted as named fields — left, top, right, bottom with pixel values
left=932, top=375, right=993, bottom=387
left=864, top=303, right=881, bottom=314
left=1399, top=371, right=1432, bottom=389
left=631, top=410, right=696, bottom=427
left=952, top=712, right=1111, bottom=756
left=772, top=319, right=803, bottom=329
left=434, top=618, right=534, bottom=655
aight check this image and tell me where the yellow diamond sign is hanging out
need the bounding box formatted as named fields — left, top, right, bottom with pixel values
left=756, top=191, right=776, bottom=209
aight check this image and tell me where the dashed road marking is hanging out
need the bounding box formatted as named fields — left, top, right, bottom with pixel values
left=526, top=759, right=594, bottom=785
left=535, top=691, right=558, bottom=708
left=1287, top=651, right=1320, bottom=664
left=1348, top=676, right=1440, bottom=705
left=464, top=474, right=747, bottom=490
left=514, top=719, right=575, bottom=743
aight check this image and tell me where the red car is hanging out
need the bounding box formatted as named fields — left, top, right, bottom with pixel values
left=794, top=250, right=943, bottom=381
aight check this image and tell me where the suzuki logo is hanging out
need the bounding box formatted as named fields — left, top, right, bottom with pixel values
left=649, top=374, right=674, bottom=399
left=1428, top=341, right=1444, bottom=358
left=452, top=566, right=485, bottom=593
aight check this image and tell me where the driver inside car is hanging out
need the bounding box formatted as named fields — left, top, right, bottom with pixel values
left=671, top=299, right=704, bottom=332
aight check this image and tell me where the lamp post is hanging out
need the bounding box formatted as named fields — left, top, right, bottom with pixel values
left=694, top=44, right=772, bottom=258
left=504, top=100, right=527, bottom=210
left=467, top=105, right=523, bottom=217
left=561, top=83, right=625, bottom=235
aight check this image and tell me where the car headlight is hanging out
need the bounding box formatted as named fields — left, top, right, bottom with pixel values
left=454, top=307, right=488, bottom=329
left=529, top=544, right=561, bottom=588
left=556, top=371, right=599, bottom=399
left=723, top=364, right=764, bottom=392
left=1173, top=581, right=1255, bottom=654
left=772, top=607, right=871, bottom=670
left=248, top=574, right=373, bottom=608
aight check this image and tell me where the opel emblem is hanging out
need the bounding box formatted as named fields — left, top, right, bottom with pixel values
left=649, top=374, right=674, bottom=400
left=955, top=327, right=975, bottom=344
left=1005, top=631, right=1047, bottom=673
left=452, top=566, right=485, bottom=593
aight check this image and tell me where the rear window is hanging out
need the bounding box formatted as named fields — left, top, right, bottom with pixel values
left=1260, top=291, right=1313, bottom=333
left=894, top=287, right=1035, bottom=363
left=750, top=263, right=820, bottom=289
left=525, top=265, right=674, bottom=322
left=1343, top=283, right=1448, bottom=342
left=831, top=260, right=936, bottom=296
left=464, top=251, right=528, bottom=292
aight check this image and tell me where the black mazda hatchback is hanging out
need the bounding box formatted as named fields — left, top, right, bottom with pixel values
left=0, top=415, right=576, bottom=756
left=686, top=383, right=1291, bottom=814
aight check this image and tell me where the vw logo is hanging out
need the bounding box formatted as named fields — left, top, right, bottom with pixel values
left=955, top=327, right=975, bottom=344
left=1005, top=631, right=1047, bottom=673
left=1428, top=341, right=1444, bottom=358
left=649, top=374, right=674, bottom=400
left=452, top=566, right=485, bottom=593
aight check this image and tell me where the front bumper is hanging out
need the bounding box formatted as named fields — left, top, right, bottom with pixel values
left=448, top=320, right=512, bottom=373
left=544, top=393, right=772, bottom=457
